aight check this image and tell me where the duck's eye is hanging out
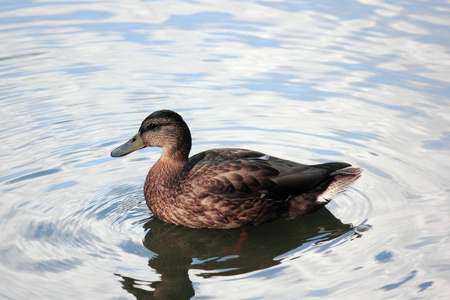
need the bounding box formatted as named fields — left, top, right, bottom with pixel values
left=147, top=123, right=157, bottom=130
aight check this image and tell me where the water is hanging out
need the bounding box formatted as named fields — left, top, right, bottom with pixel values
left=1, top=0, right=449, bottom=299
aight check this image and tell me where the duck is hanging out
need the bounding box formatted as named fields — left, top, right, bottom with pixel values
left=111, top=110, right=361, bottom=229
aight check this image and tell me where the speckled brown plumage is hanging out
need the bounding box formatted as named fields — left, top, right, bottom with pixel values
left=111, top=110, right=362, bottom=229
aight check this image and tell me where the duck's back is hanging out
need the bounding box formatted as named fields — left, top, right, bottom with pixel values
left=182, top=148, right=360, bottom=228
left=187, top=149, right=349, bottom=196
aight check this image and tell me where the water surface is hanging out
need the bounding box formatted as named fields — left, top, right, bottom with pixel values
left=1, top=0, right=449, bottom=299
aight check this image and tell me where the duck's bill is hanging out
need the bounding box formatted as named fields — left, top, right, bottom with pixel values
left=111, top=133, right=145, bottom=157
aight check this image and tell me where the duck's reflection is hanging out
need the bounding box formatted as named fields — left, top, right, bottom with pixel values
left=116, top=208, right=354, bottom=299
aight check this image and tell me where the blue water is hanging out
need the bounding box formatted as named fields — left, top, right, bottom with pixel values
left=1, top=0, right=449, bottom=299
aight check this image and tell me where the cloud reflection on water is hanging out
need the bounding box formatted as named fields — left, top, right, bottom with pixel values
left=0, top=0, right=449, bottom=299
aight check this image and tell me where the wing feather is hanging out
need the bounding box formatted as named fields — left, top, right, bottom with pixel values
left=187, top=148, right=349, bottom=201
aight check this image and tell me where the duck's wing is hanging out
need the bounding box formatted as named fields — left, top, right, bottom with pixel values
left=187, top=148, right=353, bottom=200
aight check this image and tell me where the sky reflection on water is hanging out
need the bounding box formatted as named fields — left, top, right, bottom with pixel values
left=1, top=0, right=449, bottom=299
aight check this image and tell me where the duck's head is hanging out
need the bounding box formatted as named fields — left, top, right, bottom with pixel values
left=111, top=110, right=192, bottom=159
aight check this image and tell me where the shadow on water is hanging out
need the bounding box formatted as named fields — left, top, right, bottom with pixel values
left=115, top=208, right=355, bottom=299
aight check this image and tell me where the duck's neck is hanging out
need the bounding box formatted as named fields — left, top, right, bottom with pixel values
left=144, top=121, right=192, bottom=203
left=144, top=147, right=190, bottom=201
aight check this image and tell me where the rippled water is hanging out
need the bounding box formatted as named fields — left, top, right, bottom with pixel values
left=1, top=0, right=449, bottom=299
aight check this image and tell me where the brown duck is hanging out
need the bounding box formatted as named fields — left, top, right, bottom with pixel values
left=111, top=110, right=361, bottom=229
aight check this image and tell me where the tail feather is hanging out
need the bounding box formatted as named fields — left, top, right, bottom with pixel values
left=316, top=167, right=362, bottom=203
